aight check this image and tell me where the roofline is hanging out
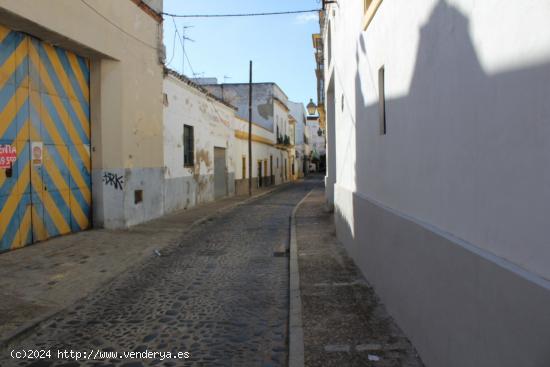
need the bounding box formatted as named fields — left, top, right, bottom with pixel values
left=203, top=82, right=290, bottom=101
left=164, top=68, right=238, bottom=111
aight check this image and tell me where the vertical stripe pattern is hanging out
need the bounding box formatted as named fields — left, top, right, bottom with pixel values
left=0, top=25, right=91, bottom=251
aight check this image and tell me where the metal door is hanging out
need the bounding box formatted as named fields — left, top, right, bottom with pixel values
left=213, top=147, right=227, bottom=199
left=0, top=25, right=91, bottom=252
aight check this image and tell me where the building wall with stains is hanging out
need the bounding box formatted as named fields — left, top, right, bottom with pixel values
left=0, top=0, right=165, bottom=233
left=163, top=72, right=236, bottom=214
left=202, top=82, right=295, bottom=192
left=231, top=115, right=290, bottom=195
left=204, top=83, right=275, bottom=132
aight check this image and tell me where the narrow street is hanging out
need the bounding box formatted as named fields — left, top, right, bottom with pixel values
left=3, top=181, right=317, bottom=367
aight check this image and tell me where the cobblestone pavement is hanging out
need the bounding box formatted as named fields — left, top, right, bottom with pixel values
left=296, top=185, right=425, bottom=367
left=1, top=181, right=316, bottom=367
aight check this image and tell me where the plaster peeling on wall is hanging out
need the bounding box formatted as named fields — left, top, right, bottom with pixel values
left=257, top=99, right=273, bottom=120
left=195, top=149, right=212, bottom=170
left=199, top=101, right=208, bottom=114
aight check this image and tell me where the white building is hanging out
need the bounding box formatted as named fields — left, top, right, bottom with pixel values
left=306, top=116, right=325, bottom=157
left=163, top=70, right=236, bottom=213
left=288, top=101, right=308, bottom=178
left=164, top=74, right=298, bottom=202
left=320, top=1, right=550, bottom=367
left=203, top=82, right=295, bottom=193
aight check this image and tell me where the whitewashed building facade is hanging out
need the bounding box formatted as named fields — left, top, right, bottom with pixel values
left=320, top=1, right=550, bottom=366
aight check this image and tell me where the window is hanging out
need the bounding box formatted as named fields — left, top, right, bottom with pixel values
left=242, top=156, right=246, bottom=179
left=134, top=190, right=143, bottom=204
left=378, top=66, right=386, bottom=135
left=184, top=125, right=194, bottom=166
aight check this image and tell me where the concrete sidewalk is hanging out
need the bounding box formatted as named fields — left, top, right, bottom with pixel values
left=295, top=187, right=424, bottom=367
left=0, top=184, right=285, bottom=349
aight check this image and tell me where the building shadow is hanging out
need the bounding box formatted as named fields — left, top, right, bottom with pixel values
left=332, top=1, right=550, bottom=366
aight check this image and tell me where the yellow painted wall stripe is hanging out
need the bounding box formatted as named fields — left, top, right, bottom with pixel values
left=235, top=130, right=275, bottom=147
left=10, top=205, right=31, bottom=249
left=42, top=45, right=90, bottom=140
left=67, top=52, right=89, bottom=101
left=31, top=167, right=71, bottom=235
left=0, top=75, right=28, bottom=139
left=32, top=99, right=91, bottom=203
left=38, top=50, right=90, bottom=156
left=43, top=149, right=88, bottom=229
left=0, top=161, right=29, bottom=238
left=0, top=25, right=10, bottom=43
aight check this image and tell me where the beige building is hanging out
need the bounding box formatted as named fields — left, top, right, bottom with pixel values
left=0, top=0, right=165, bottom=253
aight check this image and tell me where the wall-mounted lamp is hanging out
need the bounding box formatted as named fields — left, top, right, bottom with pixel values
left=307, top=98, right=317, bottom=115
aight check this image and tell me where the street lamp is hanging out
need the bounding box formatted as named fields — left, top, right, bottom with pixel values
left=306, top=98, right=317, bottom=116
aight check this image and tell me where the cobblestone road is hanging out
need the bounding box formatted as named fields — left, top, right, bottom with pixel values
left=2, top=182, right=316, bottom=367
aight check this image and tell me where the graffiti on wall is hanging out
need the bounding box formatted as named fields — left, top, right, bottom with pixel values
left=103, top=172, right=124, bottom=190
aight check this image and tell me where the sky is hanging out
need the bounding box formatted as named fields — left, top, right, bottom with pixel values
left=163, top=0, right=321, bottom=107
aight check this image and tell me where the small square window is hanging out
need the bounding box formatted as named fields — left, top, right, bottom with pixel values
left=134, top=189, right=143, bottom=204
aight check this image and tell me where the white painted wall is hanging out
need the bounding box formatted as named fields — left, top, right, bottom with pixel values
left=163, top=74, right=235, bottom=209
left=231, top=116, right=289, bottom=185
left=289, top=101, right=308, bottom=178
left=306, top=119, right=325, bottom=158
left=164, top=75, right=235, bottom=179
left=326, top=0, right=550, bottom=280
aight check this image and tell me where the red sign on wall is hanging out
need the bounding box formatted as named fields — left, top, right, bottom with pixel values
left=0, top=145, right=17, bottom=169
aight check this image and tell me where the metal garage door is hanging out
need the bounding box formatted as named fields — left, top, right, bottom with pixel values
left=213, top=147, right=227, bottom=199
left=0, top=25, right=91, bottom=252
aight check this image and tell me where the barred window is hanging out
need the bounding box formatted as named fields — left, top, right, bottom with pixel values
left=184, top=125, right=194, bottom=166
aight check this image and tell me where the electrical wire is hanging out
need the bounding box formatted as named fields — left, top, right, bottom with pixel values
left=80, top=0, right=158, bottom=49
left=171, top=17, right=186, bottom=73
left=184, top=50, right=196, bottom=78
left=165, top=25, right=178, bottom=66
left=162, top=9, right=319, bottom=18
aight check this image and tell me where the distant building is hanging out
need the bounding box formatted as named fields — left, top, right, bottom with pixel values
left=203, top=82, right=295, bottom=193
left=305, top=115, right=325, bottom=171
left=288, top=101, right=308, bottom=178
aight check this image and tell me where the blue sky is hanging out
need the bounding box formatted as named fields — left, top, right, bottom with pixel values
left=163, top=0, right=320, bottom=106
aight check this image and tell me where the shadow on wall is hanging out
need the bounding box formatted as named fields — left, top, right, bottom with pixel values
left=333, top=1, right=550, bottom=367
left=344, top=0, right=550, bottom=265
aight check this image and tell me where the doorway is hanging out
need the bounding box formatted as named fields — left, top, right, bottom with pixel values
left=214, top=147, right=227, bottom=199
left=257, top=161, right=262, bottom=187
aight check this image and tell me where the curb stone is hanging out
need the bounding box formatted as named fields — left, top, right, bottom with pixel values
left=289, top=189, right=313, bottom=367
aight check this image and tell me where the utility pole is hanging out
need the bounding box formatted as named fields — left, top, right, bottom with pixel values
left=248, top=61, right=253, bottom=197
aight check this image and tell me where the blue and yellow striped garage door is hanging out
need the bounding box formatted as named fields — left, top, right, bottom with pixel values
left=0, top=25, right=91, bottom=252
